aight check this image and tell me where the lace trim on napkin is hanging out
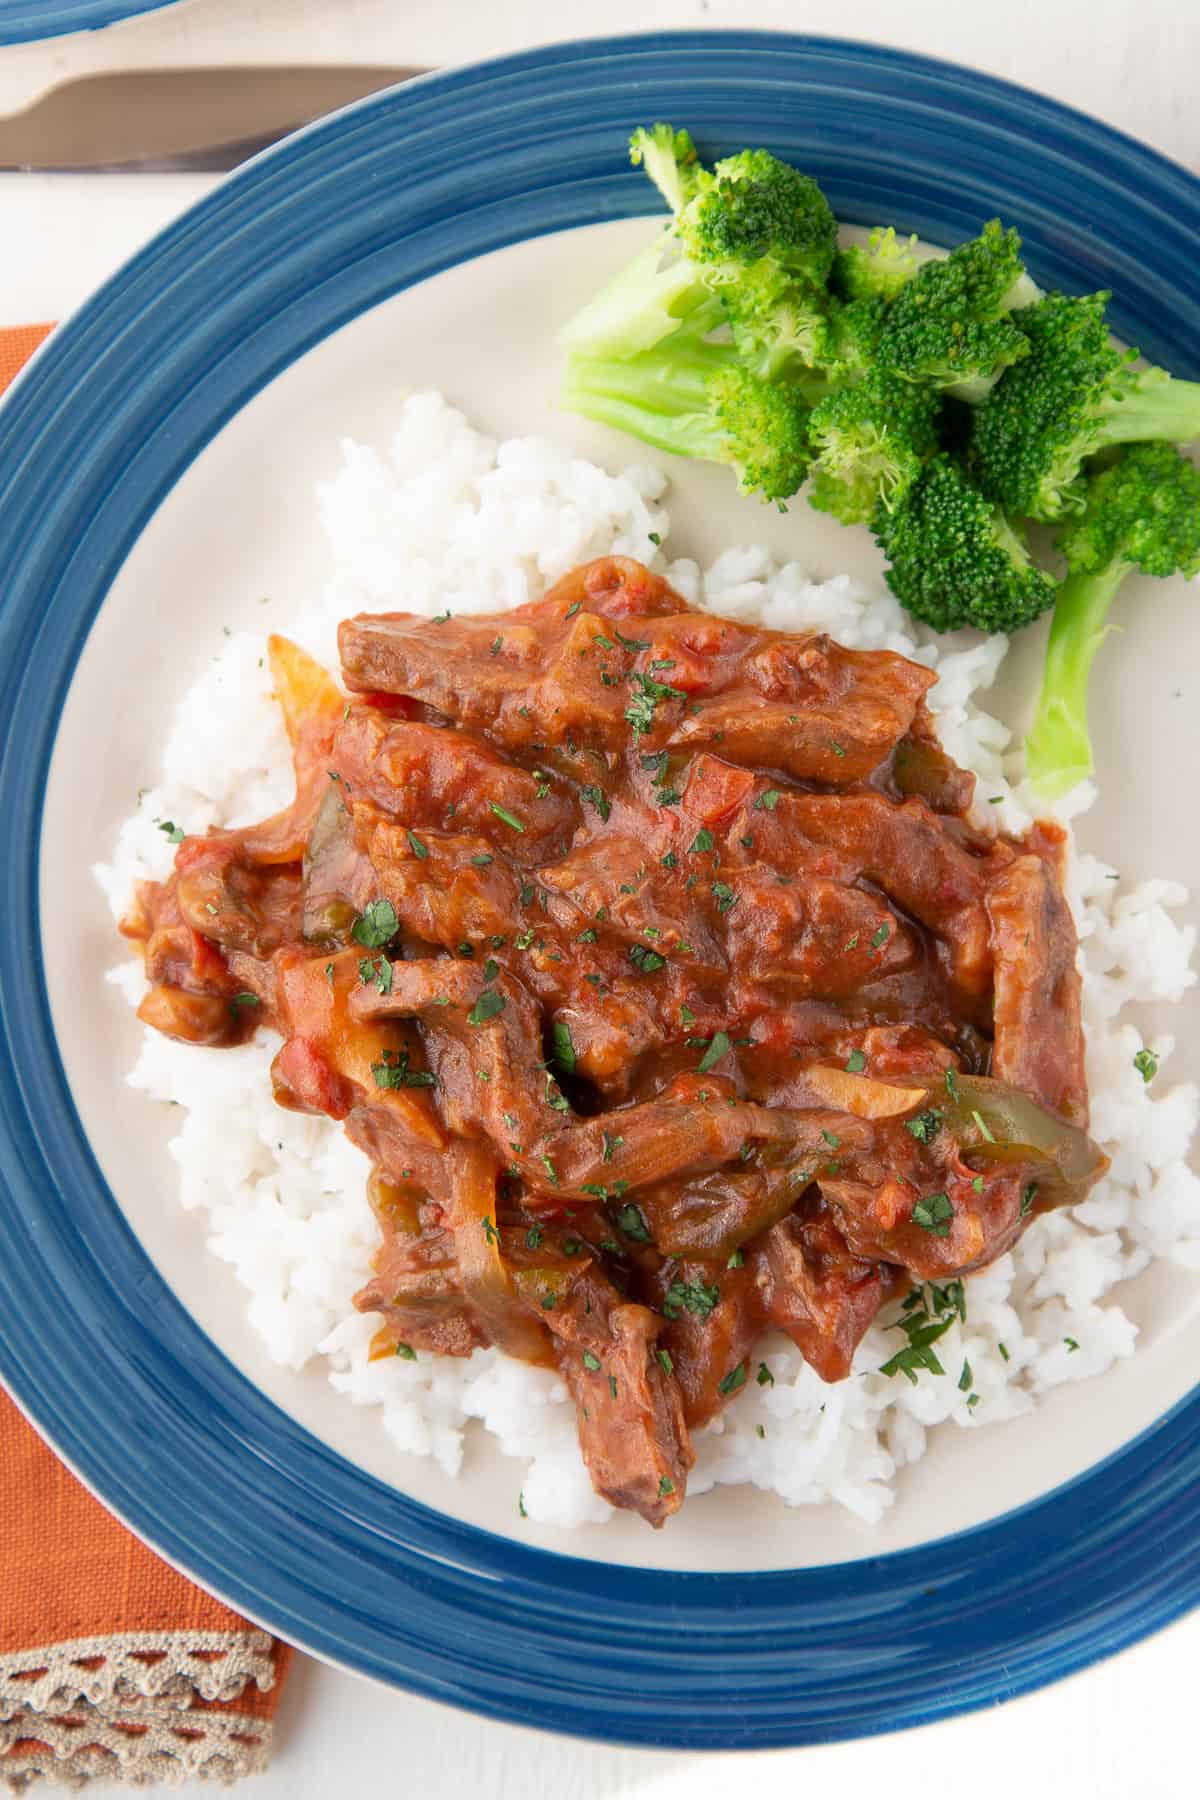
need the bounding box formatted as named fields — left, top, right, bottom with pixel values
left=0, top=1632, right=276, bottom=1722
left=1, top=1702, right=273, bottom=1790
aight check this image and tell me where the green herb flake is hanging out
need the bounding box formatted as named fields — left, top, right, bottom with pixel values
left=658, top=1475, right=674, bottom=1498
left=1133, top=1048, right=1159, bottom=1083
left=870, top=923, right=890, bottom=950
left=602, top=1132, right=622, bottom=1164
left=1065, top=1336, right=1080, bottom=1353
left=756, top=1362, right=775, bottom=1387
left=565, top=600, right=582, bottom=619
left=1020, top=1182, right=1038, bottom=1218
left=351, top=898, right=399, bottom=949
left=616, top=1203, right=651, bottom=1243
left=690, top=828, right=714, bottom=855
left=582, top=1350, right=602, bottom=1372
left=406, top=829, right=429, bottom=859
left=999, top=1342, right=1010, bottom=1362
left=656, top=1348, right=674, bottom=1375
left=697, top=1030, right=732, bottom=1074
left=552, top=1020, right=576, bottom=1073
left=912, top=1193, right=954, bottom=1237
left=525, top=1223, right=545, bottom=1250
left=718, top=1364, right=747, bottom=1396
left=821, top=1129, right=840, bottom=1150
left=663, top=1278, right=720, bottom=1320
left=711, top=881, right=737, bottom=915
left=905, top=1109, right=941, bottom=1144
left=490, top=800, right=525, bottom=832
left=845, top=1049, right=866, bottom=1074
left=753, top=788, right=781, bottom=812
left=971, top=1108, right=996, bottom=1143
left=944, top=1066, right=962, bottom=1103
left=580, top=783, right=611, bottom=823
left=489, top=636, right=503, bottom=656
left=228, top=991, right=261, bottom=1012
left=394, top=1342, right=417, bottom=1361
left=466, top=989, right=507, bottom=1026
left=958, top=1359, right=972, bottom=1393
left=155, top=819, right=186, bottom=844
left=470, top=853, right=494, bottom=867
left=726, top=1248, right=744, bottom=1269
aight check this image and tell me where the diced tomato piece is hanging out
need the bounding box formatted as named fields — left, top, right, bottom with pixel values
left=188, top=928, right=230, bottom=987
left=272, top=1036, right=353, bottom=1120
left=682, top=756, right=756, bottom=824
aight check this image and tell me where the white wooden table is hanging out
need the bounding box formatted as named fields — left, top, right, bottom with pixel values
left=2, top=2, right=1195, bottom=1794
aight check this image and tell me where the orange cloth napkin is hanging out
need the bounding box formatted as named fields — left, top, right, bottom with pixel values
left=0, top=325, right=294, bottom=1791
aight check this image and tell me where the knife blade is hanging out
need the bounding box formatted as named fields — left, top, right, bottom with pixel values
left=0, top=67, right=426, bottom=173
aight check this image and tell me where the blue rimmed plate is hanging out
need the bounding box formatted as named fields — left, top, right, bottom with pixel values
left=1, top=33, right=1198, bottom=1749
left=0, top=0, right=176, bottom=41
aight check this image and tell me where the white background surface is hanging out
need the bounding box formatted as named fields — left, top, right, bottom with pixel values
left=1, top=1, right=1196, bottom=1795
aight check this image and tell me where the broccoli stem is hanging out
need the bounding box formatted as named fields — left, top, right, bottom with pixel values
left=1025, top=559, right=1128, bottom=798
left=563, top=343, right=735, bottom=461
left=1096, top=374, right=1200, bottom=449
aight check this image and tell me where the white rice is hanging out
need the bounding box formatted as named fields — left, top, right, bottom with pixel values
left=94, top=392, right=1199, bottom=1530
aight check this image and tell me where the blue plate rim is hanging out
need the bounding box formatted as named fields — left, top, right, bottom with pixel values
left=0, top=29, right=1197, bottom=1750
left=0, top=0, right=175, bottom=43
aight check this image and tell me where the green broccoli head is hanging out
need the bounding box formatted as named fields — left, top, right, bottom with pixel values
left=873, top=452, right=1056, bottom=632
left=807, top=372, right=941, bottom=525
left=680, top=148, right=837, bottom=289
left=874, top=220, right=1035, bottom=401
left=1025, top=443, right=1200, bottom=798
left=972, top=292, right=1200, bottom=521
left=629, top=123, right=708, bottom=215
left=833, top=226, right=921, bottom=303
left=709, top=366, right=814, bottom=501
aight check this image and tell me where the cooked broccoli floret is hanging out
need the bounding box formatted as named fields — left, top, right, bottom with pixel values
left=563, top=305, right=813, bottom=503
left=873, top=452, right=1056, bottom=631
left=563, top=131, right=839, bottom=384
left=833, top=226, right=922, bottom=303
left=972, top=292, right=1200, bottom=521
left=874, top=220, right=1039, bottom=403
left=1025, top=443, right=1200, bottom=797
left=629, top=123, right=707, bottom=213
left=807, top=371, right=941, bottom=524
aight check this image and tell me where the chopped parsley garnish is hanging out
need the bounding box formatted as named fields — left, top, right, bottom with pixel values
left=614, top=629, right=651, bottom=652
left=998, top=1342, right=1010, bottom=1361
left=912, top=1192, right=954, bottom=1237
left=540, top=1154, right=560, bottom=1187
left=689, top=828, right=714, bottom=854
left=718, top=1364, right=747, bottom=1396
left=821, top=1129, right=840, bottom=1150
left=756, top=1362, right=775, bottom=1387
left=431, top=610, right=451, bottom=624
left=726, top=1248, right=744, bottom=1269
left=711, top=881, right=737, bottom=915
left=971, top=1108, right=996, bottom=1143
left=870, top=923, right=890, bottom=950
left=656, top=1348, right=674, bottom=1375
left=324, top=963, right=335, bottom=986
left=357, top=956, right=393, bottom=995
left=228, top=991, right=260, bottom=1011
left=487, top=800, right=527, bottom=835
left=615, top=1203, right=651, bottom=1243
left=1020, top=1182, right=1038, bottom=1218
left=580, top=784, right=611, bottom=823
left=830, top=741, right=846, bottom=758
left=658, top=1475, right=675, bottom=1498
left=466, top=989, right=507, bottom=1026
left=489, top=636, right=502, bottom=656
left=628, top=944, right=666, bottom=974
left=661, top=851, right=677, bottom=869
left=696, top=1030, right=731, bottom=1074
left=625, top=669, right=685, bottom=737
left=880, top=1314, right=954, bottom=1384
left=483, top=958, right=499, bottom=983
left=562, top=1237, right=583, bottom=1257
left=577, top=927, right=598, bottom=943
left=525, top=1223, right=544, bottom=1250
left=565, top=600, right=582, bottom=619
left=680, top=1004, right=696, bottom=1028
left=648, top=532, right=662, bottom=547
left=845, top=1049, right=866, bottom=1073
left=552, top=1019, right=576, bottom=1073
left=602, top=1131, right=622, bottom=1164
left=843, top=934, right=859, bottom=953
left=372, top=1049, right=436, bottom=1090
left=958, top=1359, right=973, bottom=1392
left=352, top=898, right=398, bottom=949
left=663, top=1278, right=719, bottom=1320
left=394, top=1342, right=417, bottom=1360
left=582, top=1350, right=602, bottom=1372
left=944, top=1066, right=962, bottom=1102
left=470, top=853, right=493, bottom=867
left=1064, top=1337, right=1080, bottom=1353
left=905, top=1108, right=941, bottom=1144
left=1133, top=1048, right=1158, bottom=1083
left=406, top=829, right=429, bottom=859
left=155, top=819, right=186, bottom=844
left=753, top=788, right=781, bottom=812
left=518, top=1492, right=528, bottom=1517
